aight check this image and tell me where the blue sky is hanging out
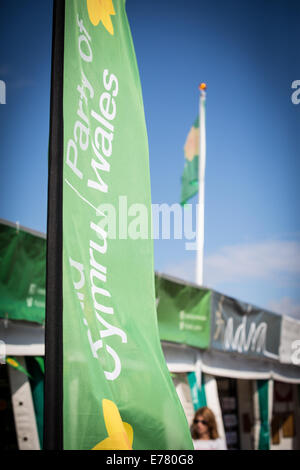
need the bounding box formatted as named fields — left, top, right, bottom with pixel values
left=0, top=0, right=299, bottom=318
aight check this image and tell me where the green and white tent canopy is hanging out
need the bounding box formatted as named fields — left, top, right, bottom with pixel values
left=0, top=219, right=45, bottom=356
left=1, top=219, right=300, bottom=383
left=156, top=273, right=300, bottom=384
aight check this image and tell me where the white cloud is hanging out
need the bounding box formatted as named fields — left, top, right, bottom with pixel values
left=163, top=257, right=196, bottom=284
left=204, top=240, right=300, bottom=286
left=163, top=240, right=300, bottom=320
left=267, top=297, right=300, bottom=320
left=164, top=239, right=300, bottom=287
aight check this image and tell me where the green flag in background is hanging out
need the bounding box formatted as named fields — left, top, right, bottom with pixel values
left=45, top=0, right=193, bottom=451
left=180, top=117, right=199, bottom=205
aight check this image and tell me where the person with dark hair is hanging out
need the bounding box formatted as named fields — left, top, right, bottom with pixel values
left=191, top=407, right=227, bottom=450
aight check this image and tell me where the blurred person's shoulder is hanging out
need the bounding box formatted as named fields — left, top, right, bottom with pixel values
left=192, top=438, right=227, bottom=450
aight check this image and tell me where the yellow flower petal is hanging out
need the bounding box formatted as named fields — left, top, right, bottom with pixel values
left=102, top=398, right=125, bottom=436
left=87, top=0, right=101, bottom=26
left=7, top=358, right=19, bottom=368
left=92, top=432, right=131, bottom=450
left=123, top=422, right=134, bottom=447
left=99, top=11, right=114, bottom=35
left=92, top=399, right=133, bottom=450
left=87, top=0, right=116, bottom=35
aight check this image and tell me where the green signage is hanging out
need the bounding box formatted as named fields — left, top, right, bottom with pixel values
left=0, top=221, right=45, bottom=324
left=156, top=274, right=211, bottom=349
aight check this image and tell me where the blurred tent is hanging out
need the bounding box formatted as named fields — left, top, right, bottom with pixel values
left=155, top=273, right=300, bottom=382
left=1, top=218, right=300, bottom=450
left=0, top=219, right=45, bottom=449
left=156, top=274, right=300, bottom=450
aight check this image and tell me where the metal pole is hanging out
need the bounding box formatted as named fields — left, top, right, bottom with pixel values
left=196, top=84, right=206, bottom=285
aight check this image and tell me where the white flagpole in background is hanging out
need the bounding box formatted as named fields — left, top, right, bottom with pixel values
left=196, top=83, right=207, bottom=285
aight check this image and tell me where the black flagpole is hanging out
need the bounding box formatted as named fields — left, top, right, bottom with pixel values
left=44, top=0, right=65, bottom=450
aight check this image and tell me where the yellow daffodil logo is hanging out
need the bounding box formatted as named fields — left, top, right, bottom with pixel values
left=92, top=399, right=133, bottom=450
left=87, top=0, right=116, bottom=35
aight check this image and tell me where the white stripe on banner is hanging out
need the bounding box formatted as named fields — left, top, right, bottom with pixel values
left=268, top=379, right=274, bottom=443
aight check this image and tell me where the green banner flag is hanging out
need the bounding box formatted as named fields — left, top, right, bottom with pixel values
left=45, top=0, right=193, bottom=450
left=0, top=220, right=46, bottom=324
